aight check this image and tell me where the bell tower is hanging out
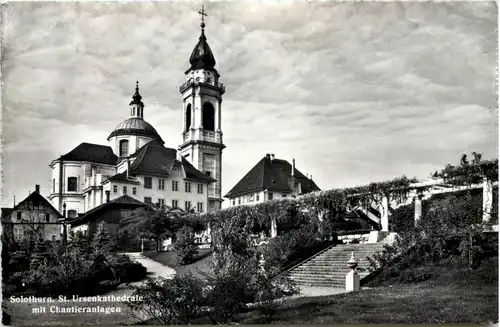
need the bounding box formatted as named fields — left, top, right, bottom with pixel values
left=178, top=4, right=225, bottom=212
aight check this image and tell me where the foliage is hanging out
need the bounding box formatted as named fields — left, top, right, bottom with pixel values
left=120, top=205, right=207, bottom=252
left=15, top=227, right=146, bottom=297
left=368, top=192, right=497, bottom=283
left=127, top=275, right=207, bottom=325
left=174, top=226, right=198, bottom=265
left=433, top=152, right=498, bottom=185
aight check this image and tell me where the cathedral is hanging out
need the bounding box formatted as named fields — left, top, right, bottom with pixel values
left=47, top=11, right=225, bottom=219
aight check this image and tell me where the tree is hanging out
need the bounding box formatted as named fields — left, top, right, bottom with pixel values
left=174, top=226, right=198, bottom=265
left=120, top=205, right=207, bottom=252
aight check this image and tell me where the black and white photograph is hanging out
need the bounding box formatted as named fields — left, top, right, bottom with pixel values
left=1, top=1, right=498, bottom=325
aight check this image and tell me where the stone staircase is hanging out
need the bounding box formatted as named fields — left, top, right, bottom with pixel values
left=287, top=233, right=397, bottom=288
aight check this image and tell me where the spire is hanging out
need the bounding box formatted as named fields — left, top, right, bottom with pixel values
left=129, top=81, right=144, bottom=107
left=188, top=4, right=216, bottom=71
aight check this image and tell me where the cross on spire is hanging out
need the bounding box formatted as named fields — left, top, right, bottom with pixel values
left=198, top=3, right=207, bottom=29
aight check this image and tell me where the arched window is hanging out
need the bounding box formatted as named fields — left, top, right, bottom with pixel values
left=185, top=104, right=192, bottom=131
left=202, top=102, right=215, bottom=131
left=67, top=210, right=77, bottom=219
left=119, top=139, right=129, bottom=157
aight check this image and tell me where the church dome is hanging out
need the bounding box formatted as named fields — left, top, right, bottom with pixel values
left=107, top=117, right=164, bottom=144
left=189, top=31, right=216, bottom=71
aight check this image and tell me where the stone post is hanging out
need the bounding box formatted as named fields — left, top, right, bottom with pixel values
left=141, top=238, right=144, bottom=253
left=381, top=195, right=389, bottom=232
left=270, top=218, right=277, bottom=238
left=414, top=195, right=422, bottom=226
left=346, top=252, right=360, bottom=292
left=482, top=177, right=493, bottom=223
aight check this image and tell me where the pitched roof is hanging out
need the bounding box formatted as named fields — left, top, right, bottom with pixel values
left=1, top=192, right=62, bottom=222
left=104, top=172, right=140, bottom=184
left=225, top=155, right=321, bottom=198
left=128, top=140, right=215, bottom=182
left=57, top=142, right=117, bottom=165
left=71, top=195, right=147, bottom=227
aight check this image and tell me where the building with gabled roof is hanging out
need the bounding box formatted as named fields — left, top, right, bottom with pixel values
left=225, top=153, right=321, bottom=207
left=70, top=193, right=149, bottom=236
left=47, top=13, right=225, bottom=218
left=2, top=184, right=64, bottom=243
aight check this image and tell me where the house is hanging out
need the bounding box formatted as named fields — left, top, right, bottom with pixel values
left=225, top=153, right=321, bottom=207
left=1, top=185, right=64, bottom=243
left=70, top=192, right=148, bottom=236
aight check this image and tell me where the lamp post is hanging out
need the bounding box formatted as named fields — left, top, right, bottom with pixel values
left=346, top=252, right=360, bottom=292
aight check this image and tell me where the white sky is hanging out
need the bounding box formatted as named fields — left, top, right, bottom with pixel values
left=1, top=1, right=498, bottom=208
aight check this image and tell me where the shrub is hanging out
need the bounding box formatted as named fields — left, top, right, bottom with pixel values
left=174, top=226, right=198, bottom=265
left=127, top=275, right=207, bottom=325
left=368, top=192, right=496, bottom=283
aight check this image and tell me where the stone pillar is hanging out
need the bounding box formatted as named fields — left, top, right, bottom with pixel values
left=414, top=195, right=422, bottom=226
left=346, top=252, right=360, bottom=292
left=141, top=238, right=144, bottom=253
left=381, top=195, right=389, bottom=232
left=270, top=218, right=277, bottom=238
left=483, top=177, right=493, bottom=223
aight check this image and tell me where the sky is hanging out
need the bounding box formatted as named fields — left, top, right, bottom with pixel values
left=1, top=1, right=498, bottom=209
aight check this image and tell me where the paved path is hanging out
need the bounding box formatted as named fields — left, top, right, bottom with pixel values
left=110, top=253, right=176, bottom=296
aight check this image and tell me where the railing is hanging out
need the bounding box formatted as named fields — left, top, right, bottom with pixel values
left=179, top=79, right=225, bottom=93
left=183, top=130, right=222, bottom=143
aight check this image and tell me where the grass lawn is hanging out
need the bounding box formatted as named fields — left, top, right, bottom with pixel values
left=237, top=256, right=498, bottom=324
left=143, top=248, right=214, bottom=280
left=140, top=255, right=498, bottom=325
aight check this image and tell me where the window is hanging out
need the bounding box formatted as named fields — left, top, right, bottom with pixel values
left=159, top=198, right=165, bottom=208
left=45, top=213, right=50, bottom=223
left=197, top=184, right=203, bottom=194
left=51, top=235, right=57, bottom=241
left=185, top=201, right=191, bottom=210
left=238, top=198, right=241, bottom=205
left=144, top=177, right=152, bottom=189
left=52, top=179, right=55, bottom=193
left=67, top=177, right=78, bottom=192
left=172, top=200, right=178, bottom=208
left=172, top=181, right=179, bottom=191
left=67, top=210, right=77, bottom=219
left=144, top=197, right=152, bottom=204
left=13, top=225, right=23, bottom=242
left=232, top=200, right=235, bottom=206
left=185, top=182, right=191, bottom=193
left=16, top=212, right=21, bottom=221
left=205, top=171, right=211, bottom=177
left=123, top=186, right=127, bottom=195
left=158, top=179, right=165, bottom=190
left=113, top=185, right=118, bottom=193
left=256, top=194, right=260, bottom=202
left=249, top=194, right=254, bottom=202
left=197, top=202, right=203, bottom=213
left=119, top=139, right=129, bottom=157
left=268, top=192, right=274, bottom=200
left=132, top=187, right=137, bottom=195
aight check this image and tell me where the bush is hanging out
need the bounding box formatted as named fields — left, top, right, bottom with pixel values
left=128, top=275, right=207, bottom=325
left=368, top=193, right=496, bottom=284
left=15, top=227, right=146, bottom=297
left=174, top=226, right=198, bottom=265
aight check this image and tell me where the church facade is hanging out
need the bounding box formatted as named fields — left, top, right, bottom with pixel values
left=47, top=16, right=225, bottom=218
